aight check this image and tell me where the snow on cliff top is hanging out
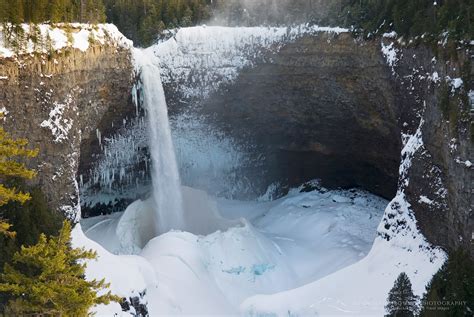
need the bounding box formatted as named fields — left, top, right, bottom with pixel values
left=148, top=25, right=349, bottom=98
left=0, top=23, right=132, bottom=58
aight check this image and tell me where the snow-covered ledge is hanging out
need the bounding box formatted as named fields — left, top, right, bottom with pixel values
left=0, top=23, right=132, bottom=58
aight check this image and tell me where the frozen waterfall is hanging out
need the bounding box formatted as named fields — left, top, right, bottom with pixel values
left=134, top=49, right=185, bottom=234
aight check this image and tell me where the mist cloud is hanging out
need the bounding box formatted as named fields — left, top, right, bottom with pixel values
left=209, top=0, right=348, bottom=27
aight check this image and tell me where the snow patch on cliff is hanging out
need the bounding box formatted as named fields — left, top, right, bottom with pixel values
left=381, top=41, right=400, bottom=74
left=446, top=76, right=463, bottom=92
left=0, top=106, right=9, bottom=120
left=40, top=94, right=75, bottom=143
left=151, top=25, right=348, bottom=98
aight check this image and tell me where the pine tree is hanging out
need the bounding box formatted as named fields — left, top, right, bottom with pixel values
left=385, top=272, right=419, bottom=317
left=0, top=221, right=120, bottom=315
left=0, top=121, right=38, bottom=238
left=419, top=250, right=474, bottom=316
left=30, top=0, right=49, bottom=23
left=0, top=185, right=62, bottom=273
left=6, top=0, right=25, bottom=24
left=85, top=0, right=106, bottom=23
left=49, top=0, right=66, bottom=23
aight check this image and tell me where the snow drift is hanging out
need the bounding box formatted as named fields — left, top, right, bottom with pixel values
left=78, top=186, right=390, bottom=315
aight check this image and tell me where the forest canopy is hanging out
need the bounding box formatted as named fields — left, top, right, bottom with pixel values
left=0, top=0, right=106, bottom=24
left=0, top=0, right=472, bottom=47
left=343, top=0, right=473, bottom=42
left=103, top=0, right=212, bottom=47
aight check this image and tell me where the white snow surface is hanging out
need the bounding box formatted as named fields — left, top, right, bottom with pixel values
left=75, top=117, right=445, bottom=316
left=40, top=94, right=75, bottom=143
left=77, top=183, right=444, bottom=316
left=381, top=41, right=399, bottom=74
left=71, top=224, right=154, bottom=316
left=78, top=186, right=389, bottom=316
left=446, top=76, right=463, bottom=91
left=0, top=23, right=132, bottom=58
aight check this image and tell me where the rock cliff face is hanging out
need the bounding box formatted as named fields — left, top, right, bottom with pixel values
left=391, top=44, right=473, bottom=256
left=162, top=31, right=473, bottom=256
left=191, top=33, right=401, bottom=200
left=0, top=45, right=134, bottom=217
left=163, top=32, right=401, bottom=200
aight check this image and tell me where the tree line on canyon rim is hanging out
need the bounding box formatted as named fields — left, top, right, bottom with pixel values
left=0, top=0, right=472, bottom=46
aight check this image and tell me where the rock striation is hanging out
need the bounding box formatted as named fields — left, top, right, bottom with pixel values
left=0, top=44, right=134, bottom=217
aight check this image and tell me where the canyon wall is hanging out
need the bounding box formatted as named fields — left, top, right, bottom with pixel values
left=393, top=44, right=473, bottom=256
left=1, top=26, right=471, bottom=256
left=161, top=31, right=473, bottom=256
left=0, top=44, right=135, bottom=218
left=184, top=33, right=402, bottom=200
left=161, top=31, right=401, bottom=200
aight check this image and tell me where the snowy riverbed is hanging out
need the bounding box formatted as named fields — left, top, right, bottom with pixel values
left=76, top=186, right=392, bottom=316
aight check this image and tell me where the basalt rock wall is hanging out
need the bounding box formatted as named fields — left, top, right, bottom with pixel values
left=0, top=45, right=134, bottom=217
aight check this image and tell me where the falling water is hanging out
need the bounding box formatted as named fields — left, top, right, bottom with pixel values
left=134, top=49, right=185, bottom=234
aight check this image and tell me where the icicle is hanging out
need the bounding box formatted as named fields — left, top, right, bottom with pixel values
left=96, top=129, right=102, bottom=147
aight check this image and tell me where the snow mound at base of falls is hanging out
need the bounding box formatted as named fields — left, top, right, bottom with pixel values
left=76, top=187, right=444, bottom=316
left=81, top=186, right=239, bottom=254
left=71, top=225, right=155, bottom=316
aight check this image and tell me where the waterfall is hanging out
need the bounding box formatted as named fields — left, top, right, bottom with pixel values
left=134, top=49, right=185, bottom=234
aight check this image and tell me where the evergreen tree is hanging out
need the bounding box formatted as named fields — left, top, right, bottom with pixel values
left=419, top=250, right=474, bottom=316
left=7, top=0, right=24, bottom=24
left=103, top=0, right=212, bottom=46
left=48, top=0, right=67, bottom=23
left=0, top=0, right=106, bottom=24
left=0, top=120, right=38, bottom=238
left=385, top=272, right=419, bottom=317
left=342, top=0, right=473, bottom=42
left=84, top=0, right=106, bottom=23
left=0, top=185, right=63, bottom=312
left=0, top=221, right=120, bottom=315
left=0, top=186, right=62, bottom=271
left=30, top=0, right=49, bottom=23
